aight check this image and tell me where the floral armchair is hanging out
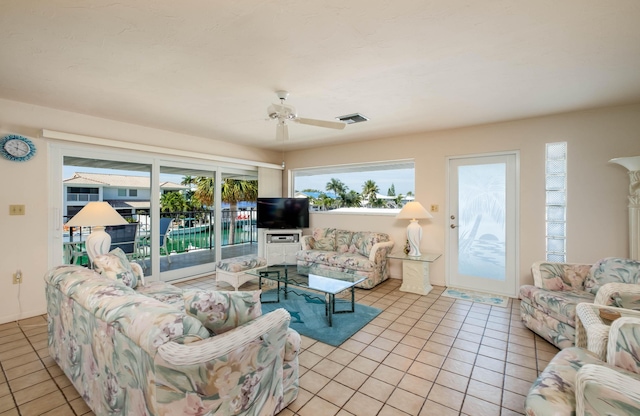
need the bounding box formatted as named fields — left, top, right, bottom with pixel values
left=519, top=257, right=640, bottom=349
left=525, top=305, right=640, bottom=415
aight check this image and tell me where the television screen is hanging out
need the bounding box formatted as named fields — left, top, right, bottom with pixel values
left=256, top=198, right=310, bottom=229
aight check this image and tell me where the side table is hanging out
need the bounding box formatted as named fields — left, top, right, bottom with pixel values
left=388, top=252, right=441, bottom=295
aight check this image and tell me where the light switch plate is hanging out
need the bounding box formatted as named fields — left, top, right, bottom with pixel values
left=9, top=205, right=25, bottom=215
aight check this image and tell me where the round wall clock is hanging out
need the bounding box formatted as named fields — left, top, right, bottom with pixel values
left=0, top=135, right=37, bottom=162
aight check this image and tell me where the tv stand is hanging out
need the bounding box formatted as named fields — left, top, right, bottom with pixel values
left=262, top=229, right=302, bottom=265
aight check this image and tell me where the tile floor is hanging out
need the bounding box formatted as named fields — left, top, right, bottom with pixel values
left=0, top=276, right=558, bottom=415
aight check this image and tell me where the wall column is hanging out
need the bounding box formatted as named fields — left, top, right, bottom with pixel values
left=610, top=156, right=640, bottom=261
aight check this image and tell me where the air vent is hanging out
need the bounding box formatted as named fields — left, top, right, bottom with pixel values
left=336, top=113, right=369, bottom=124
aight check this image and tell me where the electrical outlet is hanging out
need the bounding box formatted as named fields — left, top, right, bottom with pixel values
left=13, top=270, right=22, bottom=284
left=430, top=204, right=439, bottom=213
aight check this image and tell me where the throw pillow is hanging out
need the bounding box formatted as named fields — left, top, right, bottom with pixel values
left=93, top=247, right=139, bottom=289
left=312, top=228, right=336, bottom=251
left=336, top=230, right=353, bottom=253
left=184, top=290, right=261, bottom=334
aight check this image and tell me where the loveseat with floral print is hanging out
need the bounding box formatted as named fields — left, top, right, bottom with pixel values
left=295, top=227, right=394, bottom=289
left=46, top=257, right=300, bottom=415
left=519, top=257, right=640, bottom=349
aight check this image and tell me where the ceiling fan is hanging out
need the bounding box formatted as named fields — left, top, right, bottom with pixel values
left=267, top=90, right=346, bottom=141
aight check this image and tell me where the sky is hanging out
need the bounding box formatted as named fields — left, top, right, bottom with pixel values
left=64, top=166, right=415, bottom=196
left=293, top=168, right=415, bottom=196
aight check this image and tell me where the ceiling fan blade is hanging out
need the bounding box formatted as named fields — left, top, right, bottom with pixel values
left=295, top=117, right=346, bottom=130
left=275, top=121, right=289, bottom=141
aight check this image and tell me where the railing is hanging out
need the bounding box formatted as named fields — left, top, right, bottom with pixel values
left=63, top=208, right=258, bottom=264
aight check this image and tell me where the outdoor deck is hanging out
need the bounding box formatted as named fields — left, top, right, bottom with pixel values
left=138, top=242, right=259, bottom=275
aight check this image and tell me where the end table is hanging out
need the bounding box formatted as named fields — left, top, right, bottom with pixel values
left=388, top=252, right=441, bottom=295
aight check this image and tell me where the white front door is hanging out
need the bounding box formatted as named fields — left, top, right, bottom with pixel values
left=447, top=153, right=519, bottom=297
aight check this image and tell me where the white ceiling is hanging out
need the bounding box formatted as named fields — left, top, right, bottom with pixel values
left=1, top=1, right=640, bottom=151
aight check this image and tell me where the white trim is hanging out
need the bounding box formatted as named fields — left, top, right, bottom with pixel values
left=445, top=151, right=520, bottom=298
left=42, top=129, right=282, bottom=170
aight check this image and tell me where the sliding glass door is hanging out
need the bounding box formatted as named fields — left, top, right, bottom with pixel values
left=52, top=144, right=259, bottom=282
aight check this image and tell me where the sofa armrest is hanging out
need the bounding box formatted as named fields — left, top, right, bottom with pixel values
left=369, top=240, right=394, bottom=263
left=607, top=316, right=640, bottom=372
left=183, top=289, right=262, bottom=334
left=155, top=308, right=294, bottom=415
left=301, top=235, right=315, bottom=250
left=531, top=261, right=592, bottom=290
left=576, top=303, right=640, bottom=360
left=157, top=308, right=291, bottom=365
left=576, top=363, right=640, bottom=415
left=595, top=283, right=640, bottom=309
left=284, top=327, right=301, bottom=362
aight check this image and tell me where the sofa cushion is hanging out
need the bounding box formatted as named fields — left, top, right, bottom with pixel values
left=136, top=281, right=185, bottom=309
left=585, top=257, right=640, bottom=295
left=349, top=231, right=389, bottom=257
left=296, top=250, right=376, bottom=272
left=336, top=230, right=354, bottom=253
left=519, top=285, right=595, bottom=326
left=93, top=247, right=140, bottom=288
left=184, top=290, right=261, bottom=334
left=311, top=227, right=337, bottom=251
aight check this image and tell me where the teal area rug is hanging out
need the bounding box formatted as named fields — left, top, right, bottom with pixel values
left=261, top=289, right=382, bottom=346
left=442, top=287, right=509, bottom=308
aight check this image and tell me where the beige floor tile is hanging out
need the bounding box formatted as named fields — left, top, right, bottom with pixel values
left=504, top=375, right=534, bottom=396
left=287, top=388, right=313, bottom=412
left=343, top=391, right=384, bottom=416
left=462, top=394, right=502, bottom=416
left=371, top=364, right=405, bottom=386
left=69, top=396, right=92, bottom=415
left=0, top=395, right=16, bottom=413
left=371, top=336, right=399, bottom=351
left=13, top=379, right=59, bottom=405
left=382, top=353, right=413, bottom=372
left=299, top=370, right=331, bottom=394
left=334, top=367, right=368, bottom=390
left=427, top=383, right=464, bottom=412
left=18, top=391, right=66, bottom=415
left=327, top=348, right=357, bottom=366
left=502, top=390, right=527, bottom=413
left=8, top=369, right=51, bottom=392
left=378, top=404, right=411, bottom=415
left=442, top=357, right=473, bottom=377
left=348, top=355, right=379, bottom=375
left=434, top=370, right=469, bottom=393
left=298, top=395, right=340, bottom=416
left=386, top=387, right=426, bottom=415
left=1, top=351, right=39, bottom=371
left=358, top=377, right=394, bottom=402
left=466, top=379, right=503, bottom=405
left=471, top=365, right=504, bottom=388
left=307, top=342, right=336, bottom=357
left=317, top=380, right=355, bottom=408
left=314, top=358, right=345, bottom=379
left=4, top=360, right=44, bottom=381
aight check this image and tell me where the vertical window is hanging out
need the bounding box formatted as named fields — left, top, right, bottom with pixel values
left=117, top=189, right=126, bottom=197
left=129, top=189, right=138, bottom=197
left=546, top=142, right=567, bottom=262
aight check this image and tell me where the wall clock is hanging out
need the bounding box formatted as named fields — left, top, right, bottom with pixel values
left=0, top=135, right=37, bottom=162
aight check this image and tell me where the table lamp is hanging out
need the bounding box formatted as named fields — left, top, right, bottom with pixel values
left=65, top=201, right=128, bottom=263
left=397, top=201, right=433, bottom=257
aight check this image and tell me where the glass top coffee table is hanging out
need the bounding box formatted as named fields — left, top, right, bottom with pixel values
left=246, top=265, right=365, bottom=326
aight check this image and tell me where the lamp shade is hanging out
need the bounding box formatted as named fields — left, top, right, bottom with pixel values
left=397, top=201, right=433, bottom=220
left=65, top=202, right=128, bottom=227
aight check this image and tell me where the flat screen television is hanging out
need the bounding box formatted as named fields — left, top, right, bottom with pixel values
left=256, top=197, right=310, bottom=229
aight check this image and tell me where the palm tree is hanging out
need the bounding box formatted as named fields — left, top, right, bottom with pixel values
left=317, top=193, right=334, bottom=211
left=160, top=191, right=187, bottom=213
left=362, top=180, right=379, bottom=208
left=341, top=190, right=362, bottom=207
left=326, top=178, right=347, bottom=207
left=194, top=177, right=214, bottom=207
left=221, top=179, right=258, bottom=245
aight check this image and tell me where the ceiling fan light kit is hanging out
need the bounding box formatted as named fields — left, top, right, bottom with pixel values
left=267, top=91, right=346, bottom=141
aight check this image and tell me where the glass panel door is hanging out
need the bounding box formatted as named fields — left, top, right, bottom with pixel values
left=447, top=153, right=518, bottom=296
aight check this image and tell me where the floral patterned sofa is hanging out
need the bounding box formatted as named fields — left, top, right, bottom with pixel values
left=295, top=227, right=395, bottom=289
left=46, top=251, right=300, bottom=416
left=525, top=305, right=640, bottom=415
left=519, top=257, right=640, bottom=349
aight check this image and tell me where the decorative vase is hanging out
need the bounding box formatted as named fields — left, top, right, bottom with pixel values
left=404, top=239, right=410, bottom=255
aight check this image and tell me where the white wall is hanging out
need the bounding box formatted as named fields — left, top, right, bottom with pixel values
left=0, top=98, right=281, bottom=324
left=285, top=104, right=640, bottom=289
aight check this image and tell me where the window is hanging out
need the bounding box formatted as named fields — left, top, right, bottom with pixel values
left=129, top=189, right=138, bottom=197
left=546, top=142, right=567, bottom=262
left=117, top=189, right=126, bottom=197
left=292, top=160, right=415, bottom=211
